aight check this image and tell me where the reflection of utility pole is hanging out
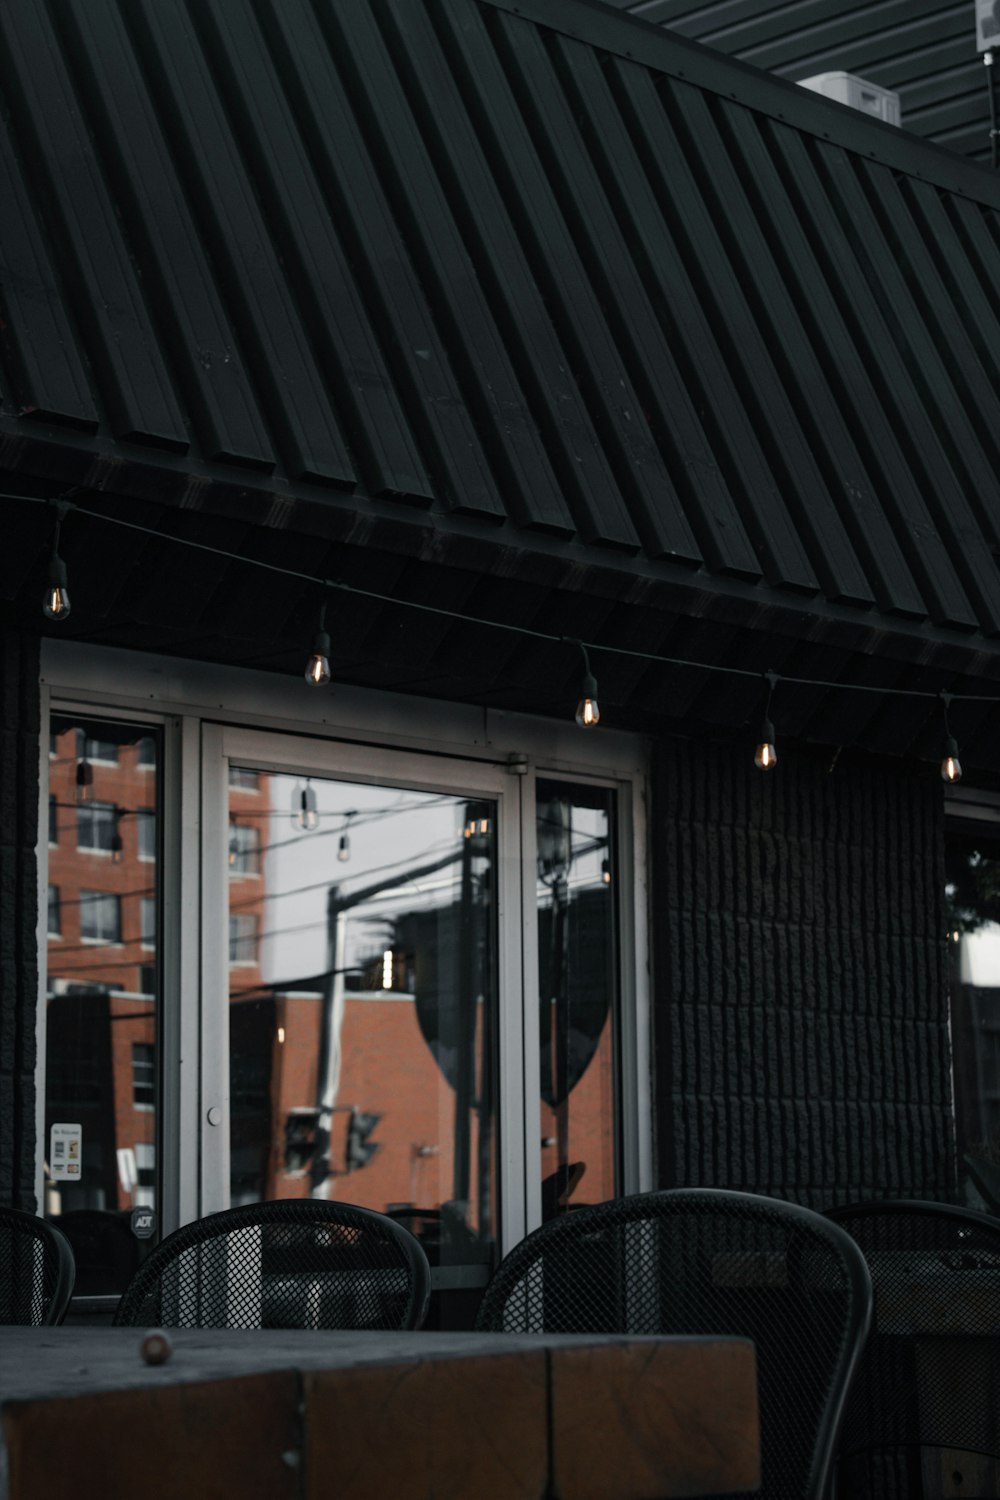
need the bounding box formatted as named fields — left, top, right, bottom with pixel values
left=311, top=889, right=346, bottom=1199
left=454, top=829, right=475, bottom=1207
left=538, top=796, right=572, bottom=1215
left=310, top=850, right=463, bottom=1199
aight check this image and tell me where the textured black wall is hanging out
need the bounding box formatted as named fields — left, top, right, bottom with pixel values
left=0, top=628, right=40, bottom=1210
left=652, top=737, right=956, bottom=1208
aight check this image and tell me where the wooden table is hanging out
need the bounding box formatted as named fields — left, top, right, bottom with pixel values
left=0, top=1327, right=759, bottom=1500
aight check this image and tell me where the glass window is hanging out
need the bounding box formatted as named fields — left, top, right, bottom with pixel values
left=75, top=732, right=118, bottom=768
left=536, top=780, right=618, bottom=1221
left=132, top=1042, right=155, bottom=1109
left=947, top=822, right=1000, bottom=1213
left=228, top=821, right=260, bottom=875
left=79, top=891, right=121, bottom=944
left=140, top=896, right=156, bottom=950
left=45, top=714, right=161, bottom=1290
left=229, top=766, right=260, bottom=790
left=225, top=770, right=498, bottom=1272
left=47, top=886, right=61, bottom=937
left=77, top=802, right=118, bottom=853
left=136, top=809, right=156, bottom=861
left=76, top=728, right=119, bottom=764
left=229, top=913, right=259, bottom=965
left=48, top=796, right=58, bottom=847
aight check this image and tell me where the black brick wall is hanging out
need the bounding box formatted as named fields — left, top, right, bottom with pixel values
left=0, top=628, right=40, bottom=1211
left=652, top=737, right=956, bottom=1208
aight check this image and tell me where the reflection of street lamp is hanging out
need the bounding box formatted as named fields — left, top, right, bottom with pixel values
left=537, top=794, right=573, bottom=1219
left=291, top=780, right=319, bottom=832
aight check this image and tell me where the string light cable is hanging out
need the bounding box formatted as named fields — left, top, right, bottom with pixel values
left=15, top=489, right=1000, bottom=724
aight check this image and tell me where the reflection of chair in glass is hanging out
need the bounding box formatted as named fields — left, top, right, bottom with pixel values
left=113, top=1199, right=431, bottom=1330
left=58, top=1209, right=149, bottom=1297
left=475, top=1188, right=873, bottom=1500
left=826, top=1198, right=1000, bottom=1499
left=0, top=1207, right=76, bottom=1325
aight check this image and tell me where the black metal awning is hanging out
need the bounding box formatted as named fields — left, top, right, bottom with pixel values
left=3, top=0, right=1000, bottom=763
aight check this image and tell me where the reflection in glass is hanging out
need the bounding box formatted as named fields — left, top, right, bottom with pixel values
left=45, top=716, right=160, bottom=1294
left=947, top=831, right=1000, bottom=1214
left=537, top=780, right=618, bottom=1220
left=227, top=772, right=498, bottom=1270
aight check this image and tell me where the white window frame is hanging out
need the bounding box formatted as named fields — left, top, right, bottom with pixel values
left=38, top=640, right=652, bottom=1252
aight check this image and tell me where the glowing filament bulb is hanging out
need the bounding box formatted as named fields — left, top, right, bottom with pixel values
left=338, top=832, right=351, bottom=862
left=43, top=572, right=71, bottom=622
left=941, top=738, right=962, bottom=783
left=575, top=686, right=600, bottom=728
left=42, top=504, right=72, bottom=622
left=754, top=734, right=777, bottom=771
left=304, top=604, right=331, bottom=688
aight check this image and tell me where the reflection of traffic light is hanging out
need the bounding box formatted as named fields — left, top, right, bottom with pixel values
left=346, top=1109, right=382, bottom=1171
left=284, top=1107, right=320, bottom=1173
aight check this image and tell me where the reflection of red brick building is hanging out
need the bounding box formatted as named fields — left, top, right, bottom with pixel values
left=46, top=720, right=160, bottom=1214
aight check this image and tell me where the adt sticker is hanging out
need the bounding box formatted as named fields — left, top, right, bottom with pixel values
left=50, top=1123, right=82, bottom=1182
left=131, top=1207, right=156, bottom=1240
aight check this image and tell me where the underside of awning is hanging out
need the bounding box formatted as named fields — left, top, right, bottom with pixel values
left=3, top=0, right=1000, bottom=768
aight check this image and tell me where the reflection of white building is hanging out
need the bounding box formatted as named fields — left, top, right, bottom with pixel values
left=959, top=924, right=1000, bottom=988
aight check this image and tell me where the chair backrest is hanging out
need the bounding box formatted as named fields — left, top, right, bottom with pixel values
left=112, top=1198, right=431, bottom=1330
left=475, top=1189, right=873, bottom=1500
left=826, top=1198, right=1000, bottom=1497
left=0, top=1207, right=76, bottom=1325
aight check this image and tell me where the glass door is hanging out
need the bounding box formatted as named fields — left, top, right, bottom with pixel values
left=200, top=727, right=519, bottom=1288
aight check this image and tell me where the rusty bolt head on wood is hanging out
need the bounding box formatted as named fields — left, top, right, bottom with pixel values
left=140, top=1329, right=173, bottom=1365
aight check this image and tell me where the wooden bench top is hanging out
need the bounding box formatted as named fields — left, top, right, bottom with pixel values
left=0, top=1327, right=759, bottom=1500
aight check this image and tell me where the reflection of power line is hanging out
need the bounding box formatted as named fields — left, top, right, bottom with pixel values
left=229, top=836, right=459, bottom=912
left=233, top=795, right=457, bottom=861
left=47, top=867, right=467, bottom=973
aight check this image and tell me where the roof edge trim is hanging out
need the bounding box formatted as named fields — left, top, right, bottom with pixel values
left=480, top=0, right=1000, bottom=211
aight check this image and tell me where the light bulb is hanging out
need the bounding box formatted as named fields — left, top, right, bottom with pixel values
left=76, top=760, right=93, bottom=803
left=941, top=737, right=962, bottom=783
left=304, top=606, right=331, bottom=687
left=754, top=716, right=777, bottom=771
left=601, top=858, right=612, bottom=885
left=575, top=672, right=600, bottom=728
left=42, top=517, right=71, bottom=621
left=43, top=576, right=71, bottom=622
left=292, top=781, right=319, bottom=831
left=111, top=827, right=123, bottom=864
left=337, top=832, right=351, bottom=862
left=754, top=740, right=777, bottom=771
left=304, top=645, right=330, bottom=687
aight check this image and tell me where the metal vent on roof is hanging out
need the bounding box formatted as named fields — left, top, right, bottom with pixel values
left=976, top=0, right=1000, bottom=52
left=797, top=72, right=902, bottom=126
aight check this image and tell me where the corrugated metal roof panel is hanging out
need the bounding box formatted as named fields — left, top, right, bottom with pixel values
left=608, top=0, right=996, bottom=165
left=2, top=0, right=1000, bottom=668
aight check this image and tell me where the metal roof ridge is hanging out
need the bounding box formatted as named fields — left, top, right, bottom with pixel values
left=478, top=0, right=1000, bottom=210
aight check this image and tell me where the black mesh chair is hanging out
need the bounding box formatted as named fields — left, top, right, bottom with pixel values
left=0, top=1207, right=76, bottom=1325
left=113, top=1199, right=431, bottom=1330
left=826, top=1198, right=1000, bottom=1500
left=475, top=1189, right=873, bottom=1500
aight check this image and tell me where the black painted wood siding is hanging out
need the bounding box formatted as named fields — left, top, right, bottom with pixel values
left=607, top=0, right=997, bottom=166
left=653, top=737, right=956, bottom=1204
left=0, top=630, right=40, bottom=1211
left=1, top=0, right=1000, bottom=645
